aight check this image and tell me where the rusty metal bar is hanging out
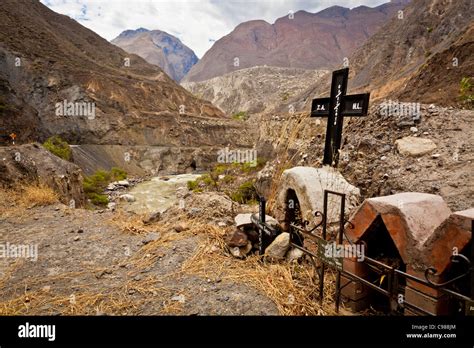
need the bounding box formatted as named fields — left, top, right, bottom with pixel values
left=319, top=190, right=328, bottom=304
left=335, top=193, right=345, bottom=313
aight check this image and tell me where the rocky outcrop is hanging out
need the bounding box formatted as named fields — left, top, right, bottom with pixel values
left=182, top=66, right=327, bottom=115
left=183, top=1, right=408, bottom=82
left=0, top=144, right=86, bottom=206
left=112, top=28, right=198, bottom=82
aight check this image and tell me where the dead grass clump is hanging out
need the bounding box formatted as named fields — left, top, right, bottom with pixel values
left=19, top=184, right=59, bottom=207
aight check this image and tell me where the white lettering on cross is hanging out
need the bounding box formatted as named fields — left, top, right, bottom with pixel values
left=334, top=84, right=342, bottom=126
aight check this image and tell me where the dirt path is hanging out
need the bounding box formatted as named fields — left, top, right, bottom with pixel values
left=0, top=203, right=278, bottom=315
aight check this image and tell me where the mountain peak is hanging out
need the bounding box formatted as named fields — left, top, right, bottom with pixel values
left=112, top=28, right=198, bottom=82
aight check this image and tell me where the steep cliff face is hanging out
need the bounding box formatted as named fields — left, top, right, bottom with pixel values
left=112, top=28, right=198, bottom=82
left=183, top=1, right=409, bottom=83
left=0, top=0, right=241, bottom=148
left=182, top=66, right=328, bottom=116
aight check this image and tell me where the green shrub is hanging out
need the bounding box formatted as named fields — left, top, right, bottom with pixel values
left=83, top=168, right=127, bottom=206
left=187, top=180, right=199, bottom=191
left=460, top=77, right=473, bottom=106
left=111, top=167, right=127, bottom=181
left=88, top=192, right=109, bottom=206
left=43, top=136, right=72, bottom=161
left=230, top=181, right=258, bottom=204
left=232, top=111, right=248, bottom=121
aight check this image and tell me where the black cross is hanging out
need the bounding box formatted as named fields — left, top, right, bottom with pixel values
left=311, top=68, right=370, bottom=166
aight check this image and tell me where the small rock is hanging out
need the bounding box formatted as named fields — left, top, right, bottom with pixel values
left=410, top=126, right=418, bottom=133
left=174, top=222, right=189, bottom=233
left=142, top=232, right=161, bottom=245
left=142, top=211, right=161, bottom=225
left=230, top=243, right=252, bottom=259
left=226, top=229, right=248, bottom=247
left=188, top=208, right=202, bottom=216
left=431, top=153, right=441, bottom=159
left=217, top=221, right=227, bottom=227
left=73, top=236, right=80, bottom=241
left=265, top=233, right=290, bottom=259
left=42, top=285, right=51, bottom=293
left=77, top=228, right=84, bottom=233
left=117, top=180, right=130, bottom=187
left=379, top=144, right=391, bottom=153
left=54, top=207, right=60, bottom=211
left=395, top=136, right=437, bottom=157
left=380, top=156, right=387, bottom=161
left=234, top=213, right=278, bottom=228
left=171, top=294, right=186, bottom=304
left=286, top=248, right=304, bottom=262
left=106, top=183, right=116, bottom=191
left=107, top=202, right=116, bottom=210
left=119, top=194, right=136, bottom=202
left=133, top=275, right=141, bottom=281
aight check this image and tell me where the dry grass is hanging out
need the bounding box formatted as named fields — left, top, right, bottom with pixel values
left=0, top=183, right=58, bottom=217
left=180, top=221, right=338, bottom=316
left=19, top=184, right=59, bottom=207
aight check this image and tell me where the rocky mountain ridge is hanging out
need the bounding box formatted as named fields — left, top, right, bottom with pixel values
left=183, top=1, right=410, bottom=82
left=112, top=28, right=198, bottom=82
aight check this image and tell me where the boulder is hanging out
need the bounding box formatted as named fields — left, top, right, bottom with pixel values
left=265, top=232, right=290, bottom=259
left=0, top=143, right=86, bottom=206
left=395, top=137, right=437, bottom=157
left=275, top=166, right=360, bottom=226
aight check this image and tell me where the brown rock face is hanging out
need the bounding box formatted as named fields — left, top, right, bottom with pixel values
left=0, top=0, right=240, bottom=148
left=111, top=28, right=198, bottom=82
left=183, top=2, right=409, bottom=82
left=0, top=144, right=86, bottom=207
left=348, top=0, right=474, bottom=105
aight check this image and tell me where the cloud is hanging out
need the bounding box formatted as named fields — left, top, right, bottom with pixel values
left=40, top=0, right=388, bottom=58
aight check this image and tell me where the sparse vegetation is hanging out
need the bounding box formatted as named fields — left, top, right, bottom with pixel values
left=230, top=180, right=258, bottom=204
left=281, top=91, right=291, bottom=101
left=43, top=136, right=72, bottom=161
left=232, top=111, right=248, bottom=121
left=186, top=158, right=267, bottom=196
left=460, top=77, right=473, bottom=107
left=83, top=167, right=127, bottom=206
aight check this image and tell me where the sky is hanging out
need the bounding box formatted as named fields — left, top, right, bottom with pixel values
left=41, top=0, right=388, bottom=58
